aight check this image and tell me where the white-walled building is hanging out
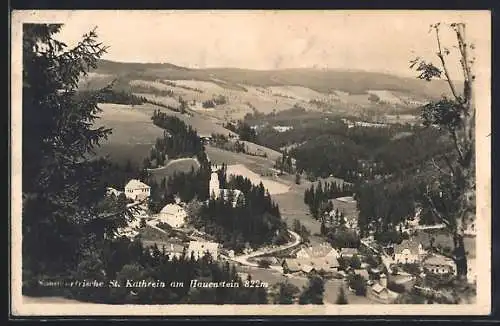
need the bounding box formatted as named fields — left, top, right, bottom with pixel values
left=125, top=179, right=151, bottom=201
left=423, top=254, right=457, bottom=275
left=158, top=203, right=187, bottom=228
left=187, top=240, right=221, bottom=260
left=209, top=172, right=244, bottom=207
left=394, top=240, right=426, bottom=264
left=295, top=243, right=339, bottom=259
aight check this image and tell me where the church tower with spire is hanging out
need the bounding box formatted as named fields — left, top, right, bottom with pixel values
left=209, top=171, right=220, bottom=198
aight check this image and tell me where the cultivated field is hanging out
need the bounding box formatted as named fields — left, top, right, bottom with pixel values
left=226, top=164, right=290, bottom=195
left=267, top=85, right=326, bottom=101
left=94, top=103, right=164, bottom=165
left=367, top=90, right=404, bottom=105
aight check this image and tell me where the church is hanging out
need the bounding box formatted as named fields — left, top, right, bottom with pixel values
left=209, top=167, right=244, bottom=208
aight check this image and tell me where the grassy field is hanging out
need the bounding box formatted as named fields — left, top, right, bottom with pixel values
left=94, top=102, right=237, bottom=166
left=206, top=145, right=276, bottom=176
left=94, top=103, right=164, bottom=165
left=272, top=178, right=322, bottom=235
left=226, top=164, right=290, bottom=195
left=149, top=158, right=201, bottom=183
left=330, top=197, right=359, bottom=221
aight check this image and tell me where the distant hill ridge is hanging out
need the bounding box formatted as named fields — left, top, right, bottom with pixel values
left=94, top=59, right=451, bottom=100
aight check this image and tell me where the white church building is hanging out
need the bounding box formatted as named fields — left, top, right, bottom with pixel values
left=209, top=170, right=244, bottom=208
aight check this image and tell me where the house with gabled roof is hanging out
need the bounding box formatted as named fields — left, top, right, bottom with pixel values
left=423, top=254, right=456, bottom=275
left=281, top=255, right=340, bottom=275
left=393, top=239, right=425, bottom=264
left=158, top=203, right=187, bottom=228
left=125, top=179, right=151, bottom=201
left=187, top=240, right=221, bottom=261
left=295, top=243, right=340, bottom=259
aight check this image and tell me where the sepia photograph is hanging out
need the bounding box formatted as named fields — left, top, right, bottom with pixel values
left=10, top=10, right=491, bottom=316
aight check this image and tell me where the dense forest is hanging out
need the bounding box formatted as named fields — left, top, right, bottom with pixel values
left=274, top=150, right=295, bottom=174
left=241, top=106, right=455, bottom=240
left=188, top=170, right=289, bottom=253
left=144, top=110, right=205, bottom=168
left=77, top=86, right=147, bottom=106
left=146, top=164, right=211, bottom=214
left=202, top=94, right=228, bottom=108
left=224, top=121, right=258, bottom=142
left=304, top=180, right=354, bottom=219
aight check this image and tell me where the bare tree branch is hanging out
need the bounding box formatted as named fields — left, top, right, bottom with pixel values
left=448, top=126, right=465, bottom=163
left=442, top=154, right=457, bottom=177
left=423, top=190, right=451, bottom=228
left=434, top=25, right=461, bottom=102
left=430, top=158, right=451, bottom=177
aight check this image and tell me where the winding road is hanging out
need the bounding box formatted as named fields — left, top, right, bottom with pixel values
left=228, top=230, right=302, bottom=271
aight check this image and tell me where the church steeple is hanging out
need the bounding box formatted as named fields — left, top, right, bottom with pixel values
left=209, top=171, right=220, bottom=197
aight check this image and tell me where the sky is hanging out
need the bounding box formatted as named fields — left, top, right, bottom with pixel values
left=14, top=10, right=491, bottom=78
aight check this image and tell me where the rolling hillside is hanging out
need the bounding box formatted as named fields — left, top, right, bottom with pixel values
left=92, top=59, right=451, bottom=100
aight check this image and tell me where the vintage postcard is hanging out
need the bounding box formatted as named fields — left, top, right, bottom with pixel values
left=10, top=10, right=491, bottom=316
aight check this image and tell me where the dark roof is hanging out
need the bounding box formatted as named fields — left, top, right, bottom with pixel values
left=394, top=240, right=420, bottom=255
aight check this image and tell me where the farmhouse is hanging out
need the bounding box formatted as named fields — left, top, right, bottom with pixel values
left=187, top=240, right=221, bottom=260
left=158, top=203, right=187, bottom=228
left=282, top=256, right=339, bottom=275
left=125, top=179, right=151, bottom=201
left=295, top=243, right=339, bottom=259
left=367, top=273, right=399, bottom=304
left=393, top=240, right=425, bottom=264
left=423, top=254, right=456, bottom=275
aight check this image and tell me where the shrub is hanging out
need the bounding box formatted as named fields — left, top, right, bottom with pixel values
left=258, top=259, right=271, bottom=269
left=348, top=274, right=367, bottom=296
left=387, top=281, right=406, bottom=293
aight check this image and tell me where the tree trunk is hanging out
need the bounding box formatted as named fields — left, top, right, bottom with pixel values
left=448, top=24, right=475, bottom=281
left=453, top=233, right=468, bottom=279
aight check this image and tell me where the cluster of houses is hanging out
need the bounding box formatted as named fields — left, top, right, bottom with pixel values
left=275, top=236, right=476, bottom=304
left=104, top=172, right=247, bottom=260
left=278, top=242, right=401, bottom=303
left=390, top=239, right=476, bottom=284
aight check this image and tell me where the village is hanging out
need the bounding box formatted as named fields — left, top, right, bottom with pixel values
left=105, top=160, right=477, bottom=305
